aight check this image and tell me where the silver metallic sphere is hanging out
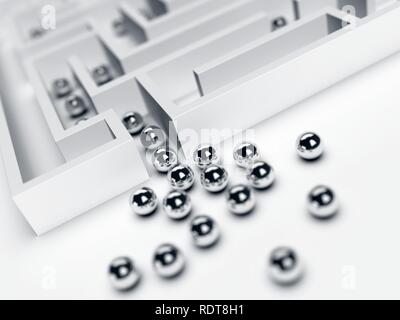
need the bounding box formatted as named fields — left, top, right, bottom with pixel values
left=226, top=184, right=256, bottom=215
left=92, top=64, right=113, bottom=86
left=112, top=18, right=127, bottom=36
left=233, top=142, right=260, bottom=168
left=167, top=164, right=195, bottom=191
left=296, top=132, right=323, bottom=160
left=308, top=185, right=339, bottom=219
left=140, top=125, right=166, bottom=150
left=193, top=144, right=219, bottom=169
left=163, top=190, right=192, bottom=220
left=152, top=146, right=178, bottom=173
left=65, top=95, right=88, bottom=118
left=153, top=244, right=185, bottom=278
left=247, top=161, right=275, bottom=190
left=200, top=165, right=229, bottom=193
left=130, top=187, right=158, bottom=217
left=109, top=256, right=141, bottom=291
left=52, top=78, right=73, bottom=98
left=122, top=112, right=144, bottom=136
left=269, top=247, right=304, bottom=285
left=191, top=215, right=220, bottom=248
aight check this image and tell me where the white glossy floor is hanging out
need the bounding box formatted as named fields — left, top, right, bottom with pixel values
left=1, top=50, right=400, bottom=300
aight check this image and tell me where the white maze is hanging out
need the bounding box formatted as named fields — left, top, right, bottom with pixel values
left=0, top=0, right=399, bottom=234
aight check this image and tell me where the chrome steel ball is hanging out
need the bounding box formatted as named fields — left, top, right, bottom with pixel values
left=109, top=256, right=141, bottom=291
left=112, top=18, right=127, bottom=36
left=308, top=185, right=339, bottom=219
left=122, top=112, right=144, bottom=136
left=65, top=94, right=88, bottom=118
left=200, top=164, right=229, bottom=193
left=92, top=64, right=113, bottom=86
left=191, top=215, right=220, bottom=248
left=269, top=247, right=303, bottom=285
left=193, top=144, right=219, bottom=169
left=163, top=190, right=192, bottom=220
left=226, top=184, right=256, bottom=215
left=153, top=244, right=185, bottom=278
left=152, top=146, right=178, bottom=173
left=52, top=78, right=73, bottom=98
left=130, top=187, right=158, bottom=217
left=233, top=142, right=260, bottom=168
left=140, top=125, right=166, bottom=150
left=167, top=164, right=195, bottom=191
left=296, top=132, right=323, bottom=160
left=247, top=161, right=275, bottom=190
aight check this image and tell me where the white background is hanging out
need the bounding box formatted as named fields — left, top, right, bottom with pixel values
left=1, top=50, right=400, bottom=300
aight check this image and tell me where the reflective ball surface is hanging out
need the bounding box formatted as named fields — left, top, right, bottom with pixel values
left=112, top=18, right=127, bottom=36
left=109, top=256, right=141, bottom=291
left=153, top=244, right=185, bottom=278
left=247, top=161, right=275, bottom=189
left=233, top=142, right=260, bottom=168
left=140, top=125, right=166, bottom=150
left=75, top=118, right=88, bottom=125
left=226, top=184, right=256, bottom=215
left=122, top=112, right=144, bottom=136
left=296, top=132, right=323, bottom=160
left=52, top=78, right=73, bottom=98
left=269, top=247, right=303, bottom=285
left=163, top=190, right=192, bottom=220
left=191, top=215, right=220, bottom=248
left=130, top=187, right=158, bottom=217
left=200, top=165, right=229, bottom=193
left=167, top=164, right=195, bottom=191
left=152, top=146, right=178, bottom=173
left=65, top=95, right=88, bottom=118
left=193, top=144, right=219, bottom=169
left=92, top=64, right=113, bottom=86
left=308, top=185, right=339, bottom=219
